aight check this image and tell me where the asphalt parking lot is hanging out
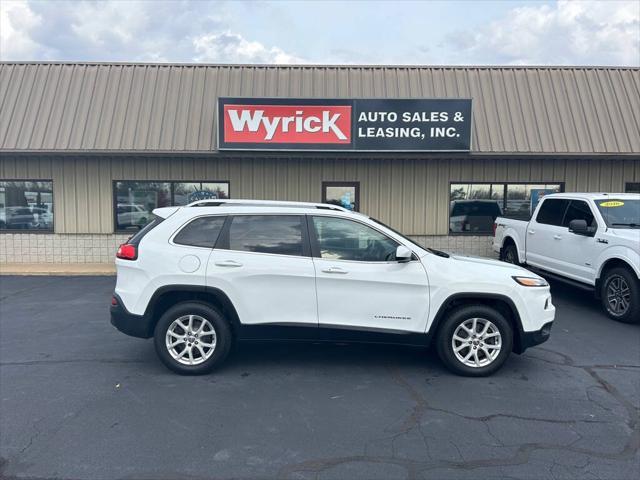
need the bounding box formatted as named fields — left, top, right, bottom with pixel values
left=0, top=275, right=638, bottom=480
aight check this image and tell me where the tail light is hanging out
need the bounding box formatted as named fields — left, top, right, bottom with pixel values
left=492, top=222, right=497, bottom=236
left=116, top=243, right=137, bottom=260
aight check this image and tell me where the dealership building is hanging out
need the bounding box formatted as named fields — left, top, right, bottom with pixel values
left=0, top=62, right=638, bottom=265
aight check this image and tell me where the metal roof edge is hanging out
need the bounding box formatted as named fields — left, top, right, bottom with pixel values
left=1, top=61, right=638, bottom=71
left=1, top=149, right=639, bottom=157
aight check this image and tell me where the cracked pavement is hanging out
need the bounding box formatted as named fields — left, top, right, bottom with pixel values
left=0, top=276, right=638, bottom=480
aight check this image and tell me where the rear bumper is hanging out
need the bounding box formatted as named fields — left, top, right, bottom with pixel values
left=516, top=321, right=553, bottom=354
left=110, top=294, right=153, bottom=339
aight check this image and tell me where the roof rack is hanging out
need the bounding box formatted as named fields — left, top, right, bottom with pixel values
left=186, top=199, right=351, bottom=212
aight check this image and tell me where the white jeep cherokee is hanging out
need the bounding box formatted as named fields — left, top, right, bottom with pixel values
left=111, top=199, right=555, bottom=376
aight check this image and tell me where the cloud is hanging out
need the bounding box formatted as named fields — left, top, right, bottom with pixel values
left=443, top=0, right=640, bottom=66
left=0, top=0, right=46, bottom=60
left=0, top=0, right=305, bottom=63
left=193, top=31, right=305, bottom=64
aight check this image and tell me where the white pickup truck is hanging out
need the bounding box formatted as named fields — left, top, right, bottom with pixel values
left=493, top=193, right=640, bottom=323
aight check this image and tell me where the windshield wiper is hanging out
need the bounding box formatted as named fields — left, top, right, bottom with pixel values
left=611, top=223, right=639, bottom=227
left=426, top=248, right=450, bottom=258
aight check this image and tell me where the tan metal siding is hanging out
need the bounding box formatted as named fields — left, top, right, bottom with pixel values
left=1, top=155, right=637, bottom=235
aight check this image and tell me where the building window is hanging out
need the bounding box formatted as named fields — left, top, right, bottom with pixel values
left=626, top=182, right=640, bottom=193
left=114, top=181, right=229, bottom=231
left=322, top=182, right=359, bottom=212
left=450, top=183, right=563, bottom=234
left=0, top=180, right=54, bottom=232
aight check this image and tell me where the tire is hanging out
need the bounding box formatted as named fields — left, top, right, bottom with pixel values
left=600, top=267, right=640, bottom=324
left=436, top=305, right=514, bottom=377
left=153, top=302, right=233, bottom=375
left=502, top=243, right=519, bottom=265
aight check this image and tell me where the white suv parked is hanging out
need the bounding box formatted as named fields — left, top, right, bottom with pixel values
left=111, top=200, right=555, bottom=376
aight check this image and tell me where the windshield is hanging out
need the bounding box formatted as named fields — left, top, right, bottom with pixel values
left=595, top=199, right=640, bottom=228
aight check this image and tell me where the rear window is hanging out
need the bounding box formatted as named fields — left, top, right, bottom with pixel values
left=173, top=216, right=226, bottom=248
left=535, top=199, right=569, bottom=226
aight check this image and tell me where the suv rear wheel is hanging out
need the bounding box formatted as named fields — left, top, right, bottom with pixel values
left=436, top=305, right=513, bottom=377
left=601, top=267, right=640, bottom=324
left=154, top=302, right=232, bottom=374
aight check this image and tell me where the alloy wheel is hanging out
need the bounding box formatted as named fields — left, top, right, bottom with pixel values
left=452, top=317, right=502, bottom=368
left=606, top=275, right=631, bottom=316
left=165, top=315, right=217, bottom=366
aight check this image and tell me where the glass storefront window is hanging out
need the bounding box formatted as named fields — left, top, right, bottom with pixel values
left=0, top=180, right=54, bottom=231
left=114, top=181, right=230, bottom=231
left=626, top=182, right=640, bottom=193
left=505, top=184, right=562, bottom=220
left=322, top=182, right=359, bottom=211
left=450, top=182, right=563, bottom=234
left=173, top=182, right=229, bottom=205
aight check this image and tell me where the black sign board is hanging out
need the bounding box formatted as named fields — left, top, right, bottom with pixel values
left=218, top=98, right=472, bottom=152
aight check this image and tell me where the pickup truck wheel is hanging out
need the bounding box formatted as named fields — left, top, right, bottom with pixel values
left=502, top=243, right=519, bottom=265
left=154, top=302, right=232, bottom=374
left=601, top=268, right=640, bottom=324
left=436, top=305, right=513, bottom=377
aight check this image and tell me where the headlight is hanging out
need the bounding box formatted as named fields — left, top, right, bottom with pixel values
left=512, top=276, right=548, bottom=287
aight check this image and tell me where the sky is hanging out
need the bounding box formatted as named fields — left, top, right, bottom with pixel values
left=1, top=0, right=639, bottom=66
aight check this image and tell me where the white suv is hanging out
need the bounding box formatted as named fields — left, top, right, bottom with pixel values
left=111, top=199, right=555, bottom=376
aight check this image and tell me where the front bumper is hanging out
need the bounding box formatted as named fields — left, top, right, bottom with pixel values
left=110, top=294, right=154, bottom=339
left=516, top=321, right=553, bottom=354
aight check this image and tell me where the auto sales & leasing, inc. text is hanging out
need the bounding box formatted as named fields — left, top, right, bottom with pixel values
left=218, top=98, right=472, bottom=151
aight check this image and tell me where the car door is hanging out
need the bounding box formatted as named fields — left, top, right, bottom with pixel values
left=525, top=198, right=570, bottom=272
left=560, top=200, right=603, bottom=284
left=310, top=215, right=430, bottom=334
left=206, top=214, right=318, bottom=328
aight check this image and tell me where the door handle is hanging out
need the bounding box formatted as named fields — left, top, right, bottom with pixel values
left=528, top=230, right=535, bottom=235
left=553, top=235, right=562, bottom=240
left=321, top=266, right=348, bottom=274
left=214, top=260, right=243, bottom=267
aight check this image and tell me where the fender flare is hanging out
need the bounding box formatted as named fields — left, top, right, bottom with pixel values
left=426, top=292, right=527, bottom=353
left=500, top=232, right=523, bottom=263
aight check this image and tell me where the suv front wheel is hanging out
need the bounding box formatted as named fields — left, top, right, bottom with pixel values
left=154, top=302, right=233, bottom=374
left=436, top=305, right=513, bottom=377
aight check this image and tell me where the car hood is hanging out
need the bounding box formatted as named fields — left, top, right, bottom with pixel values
left=448, top=253, right=536, bottom=275
left=607, top=228, right=640, bottom=246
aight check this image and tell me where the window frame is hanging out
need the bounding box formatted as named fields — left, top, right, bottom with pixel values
left=321, top=181, right=360, bottom=212
left=308, top=214, right=410, bottom=264
left=0, top=178, right=55, bottom=234
left=216, top=213, right=312, bottom=258
left=449, top=181, right=565, bottom=236
left=112, top=179, right=231, bottom=233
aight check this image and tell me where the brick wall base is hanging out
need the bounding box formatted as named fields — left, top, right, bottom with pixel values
left=1, top=233, right=496, bottom=264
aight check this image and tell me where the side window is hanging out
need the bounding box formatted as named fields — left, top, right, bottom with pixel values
left=173, top=216, right=226, bottom=248
left=229, top=215, right=304, bottom=256
left=312, top=216, right=399, bottom=262
left=562, top=201, right=596, bottom=228
left=535, top=199, right=569, bottom=226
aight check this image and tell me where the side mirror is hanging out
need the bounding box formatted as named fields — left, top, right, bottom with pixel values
left=396, top=245, right=412, bottom=262
left=568, top=219, right=591, bottom=235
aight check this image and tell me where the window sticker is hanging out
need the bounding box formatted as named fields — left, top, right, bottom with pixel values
left=599, top=201, right=624, bottom=207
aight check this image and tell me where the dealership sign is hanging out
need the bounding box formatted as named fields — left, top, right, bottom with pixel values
left=218, top=98, right=472, bottom=151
